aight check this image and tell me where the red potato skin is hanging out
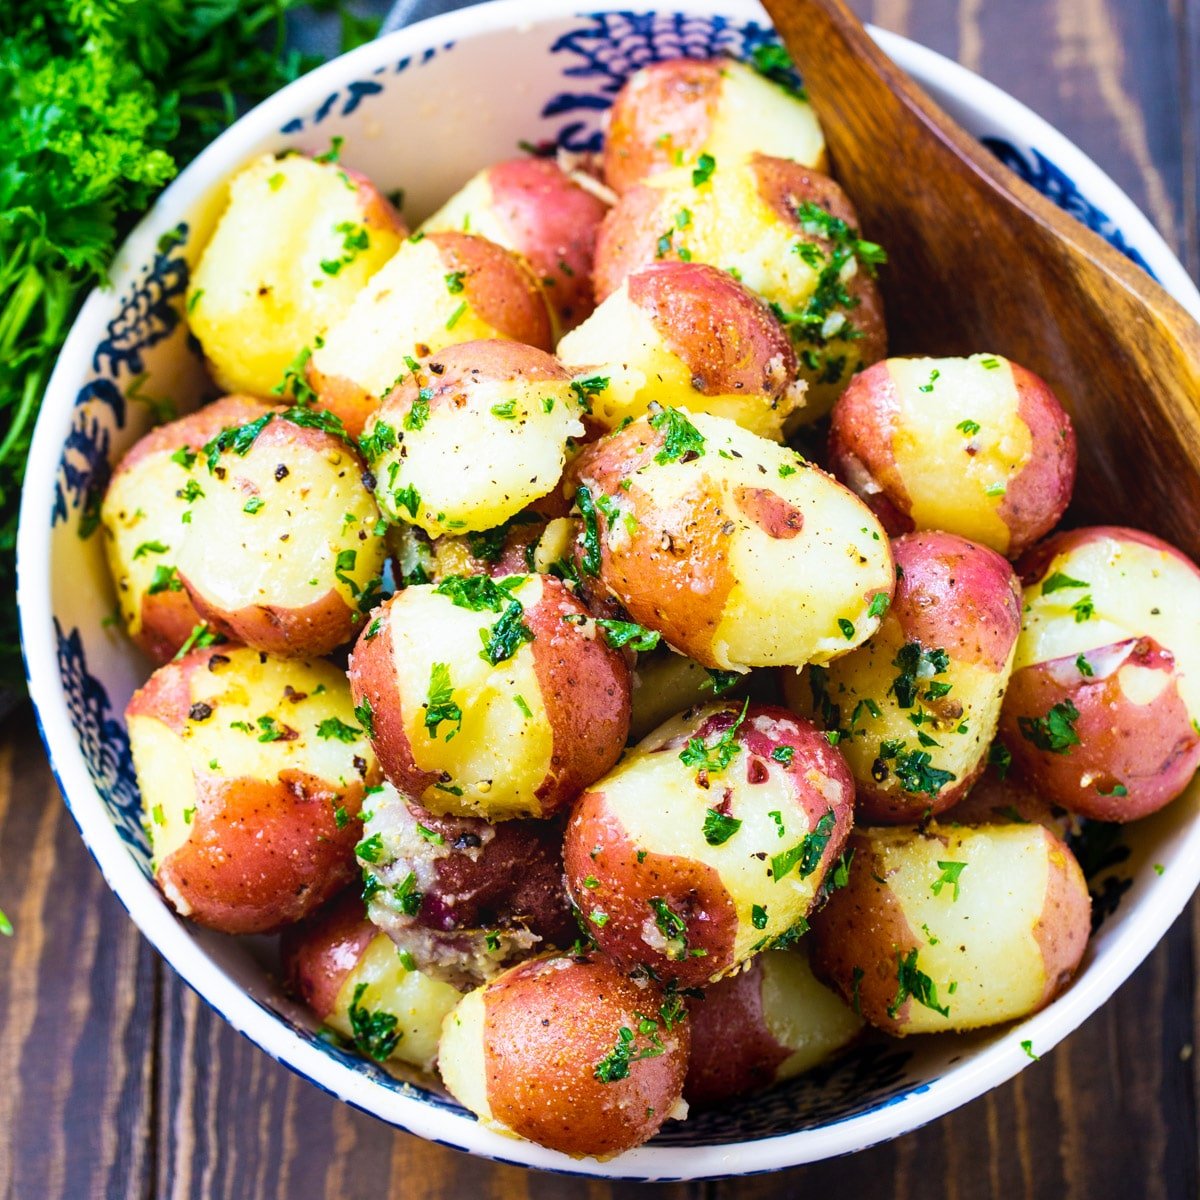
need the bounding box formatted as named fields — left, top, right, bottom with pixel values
left=683, top=959, right=791, bottom=1106
left=563, top=705, right=855, bottom=987
left=1014, top=524, right=1200, bottom=589
left=946, top=760, right=1073, bottom=833
left=828, top=361, right=1076, bottom=559
left=999, top=637, right=1200, bottom=821
left=1033, top=838, right=1091, bottom=1006
left=336, top=164, right=409, bottom=240
left=108, top=395, right=272, bottom=663
left=177, top=417, right=371, bottom=658
left=626, top=261, right=798, bottom=401
left=482, top=955, right=689, bottom=1156
left=603, top=60, right=721, bottom=194
left=483, top=158, right=610, bottom=331
left=282, top=889, right=376, bottom=1020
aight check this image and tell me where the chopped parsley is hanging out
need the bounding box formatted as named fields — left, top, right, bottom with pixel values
left=348, top=983, right=401, bottom=1062
left=358, top=420, right=397, bottom=461
left=570, top=375, right=609, bottom=410
left=702, top=808, right=742, bottom=846
left=867, top=592, right=890, bottom=620
left=147, top=564, right=182, bottom=595
left=1018, top=700, right=1080, bottom=754
left=691, top=152, right=716, bottom=186
left=404, top=392, right=431, bottom=432
left=751, top=904, right=769, bottom=929
left=434, top=574, right=520, bottom=613
left=355, top=833, right=384, bottom=864
left=888, top=948, right=949, bottom=1019
left=1041, top=571, right=1089, bottom=594
left=316, top=717, right=363, bottom=743
left=1076, top=654, right=1094, bottom=677
left=649, top=406, right=706, bottom=465
left=702, top=669, right=740, bottom=695
left=679, top=699, right=749, bottom=777
left=479, top=601, right=534, bottom=665
left=132, top=539, right=168, bottom=558
left=424, top=662, right=462, bottom=740
left=955, top=419, right=981, bottom=435
left=203, top=412, right=274, bottom=472
left=354, top=697, right=374, bottom=737
left=890, top=642, right=950, bottom=709
left=1070, top=595, right=1095, bottom=622
left=837, top=617, right=855, bottom=640
left=771, top=809, right=836, bottom=882
left=648, top=897, right=688, bottom=959
left=930, top=860, right=967, bottom=901
left=596, top=618, right=661, bottom=652
left=575, top=484, right=602, bottom=576
left=771, top=746, right=794, bottom=766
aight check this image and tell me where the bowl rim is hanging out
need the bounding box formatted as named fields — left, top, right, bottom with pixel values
left=17, top=0, right=1200, bottom=1180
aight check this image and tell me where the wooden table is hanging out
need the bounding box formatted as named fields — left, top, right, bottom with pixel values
left=2, top=1, right=1197, bottom=1195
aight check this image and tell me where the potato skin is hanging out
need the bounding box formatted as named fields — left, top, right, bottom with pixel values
left=347, top=574, right=631, bottom=820
left=557, top=261, right=805, bottom=439
left=307, top=231, right=553, bottom=437
left=784, top=531, right=1022, bottom=822
left=356, top=784, right=576, bottom=989
left=999, top=526, right=1200, bottom=821
left=176, top=410, right=384, bottom=657
left=569, top=410, right=893, bottom=670
left=438, top=954, right=689, bottom=1157
left=361, top=340, right=584, bottom=537
left=102, top=395, right=270, bottom=663
left=829, top=355, right=1076, bottom=558
left=283, top=889, right=377, bottom=1021
left=187, top=154, right=405, bottom=398
left=422, top=157, right=609, bottom=333
left=683, top=948, right=862, bottom=1107
left=563, top=702, right=855, bottom=987
left=810, top=823, right=1090, bottom=1035
left=603, top=58, right=826, bottom=194
left=126, top=647, right=376, bottom=934
left=594, top=154, right=885, bottom=417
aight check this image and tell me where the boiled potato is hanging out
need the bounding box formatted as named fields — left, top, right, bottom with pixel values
left=563, top=701, right=855, bottom=987
left=101, top=395, right=267, bottom=663
left=360, top=340, right=584, bottom=537
left=175, top=406, right=385, bottom=657
left=783, top=531, right=1022, bottom=822
left=126, top=646, right=376, bottom=933
left=187, top=153, right=405, bottom=398
left=810, top=823, right=1090, bottom=1035
left=438, top=954, right=689, bottom=1157
left=306, top=231, right=553, bottom=436
left=282, top=890, right=461, bottom=1072
left=603, top=57, right=826, bottom=194
left=347, top=573, right=631, bottom=820
left=684, top=948, right=862, bottom=1107
left=829, top=354, right=1076, bottom=558
left=594, top=155, right=885, bottom=416
left=948, top=755, right=1076, bottom=837
left=568, top=409, right=894, bottom=671
left=421, top=156, right=609, bottom=333
left=557, top=261, right=805, bottom=439
left=999, top=525, right=1200, bottom=820
left=355, top=782, right=575, bottom=989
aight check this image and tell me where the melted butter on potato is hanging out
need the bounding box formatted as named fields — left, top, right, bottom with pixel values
left=188, top=154, right=403, bottom=397
left=325, top=933, right=461, bottom=1073
left=1015, top=532, right=1200, bottom=719
left=887, top=356, right=1030, bottom=553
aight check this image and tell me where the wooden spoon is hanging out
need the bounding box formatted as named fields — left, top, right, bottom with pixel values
left=761, top=0, right=1200, bottom=560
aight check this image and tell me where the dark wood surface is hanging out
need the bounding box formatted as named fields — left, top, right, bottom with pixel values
left=1, top=2, right=1196, bottom=1196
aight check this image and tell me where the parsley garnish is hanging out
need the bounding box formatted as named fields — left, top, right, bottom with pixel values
left=648, top=897, right=688, bottom=958
left=1041, top=571, right=1089, bottom=594
left=930, top=860, right=967, bottom=900
left=649, top=406, right=706, bottom=464
left=355, top=833, right=384, bottom=863
left=1018, top=700, right=1080, bottom=754
left=596, top=618, right=661, bottom=652
left=316, top=716, right=363, bottom=742
left=479, top=601, right=534, bottom=665
left=956, top=419, right=981, bottom=435
left=890, top=642, right=950, bottom=708
left=358, top=420, right=397, bottom=462
left=691, top=152, right=716, bottom=186
left=771, top=809, right=836, bottom=882
left=147, top=564, right=182, bottom=595
left=888, top=948, right=949, bottom=1019
left=679, top=699, right=748, bottom=776
left=575, top=484, right=602, bottom=576
left=354, top=697, right=374, bottom=737
left=348, top=982, right=401, bottom=1061
left=771, top=746, right=794, bottom=766
left=424, top=662, right=462, bottom=740
left=203, top=412, right=274, bottom=472
left=702, top=808, right=742, bottom=846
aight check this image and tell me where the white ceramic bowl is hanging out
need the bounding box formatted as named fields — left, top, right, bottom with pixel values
left=17, top=0, right=1200, bottom=1180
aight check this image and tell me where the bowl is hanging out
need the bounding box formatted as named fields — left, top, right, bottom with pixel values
left=17, top=0, right=1200, bottom=1180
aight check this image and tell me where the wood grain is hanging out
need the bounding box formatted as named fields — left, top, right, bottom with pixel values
left=1, top=2, right=1197, bottom=1197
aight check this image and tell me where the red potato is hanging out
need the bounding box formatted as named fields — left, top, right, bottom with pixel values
left=359, top=340, right=584, bottom=537
left=810, top=822, right=1091, bottom=1035
left=438, top=954, right=690, bottom=1157
left=603, top=58, right=827, bottom=194
left=187, top=153, right=406, bottom=398
left=101, top=395, right=269, bottom=663
left=421, top=157, right=609, bottom=333
left=998, top=526, right=1200, bottom=821
left=568, top=409, right=894, bottom=671
left=282, top=890, right=461, bottom=1072
left=563, top=701, right=855, bottom=987
left=556, top=261, right=806, bottom=439
left=355, top=783, right=576, bottom=989
left=947, top=756, right=1077, bottom=837
left=174, top=407, right=385, bottom=657
left=126, top=647, right=377, bottom=934
left=594, top=154, right=886, bottom=418
left=684, top=948, right=862, bottom=1107
left=306, top=231, right=553, bottom=437
left=829, top=354, right=1076, bottom=559
left=783, top=532, right=1022, bottom=823
left=348, top=573, right=631, bottom=821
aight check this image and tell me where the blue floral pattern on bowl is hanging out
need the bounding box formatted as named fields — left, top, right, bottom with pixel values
left=46, top=7, right=1147, bottom=1157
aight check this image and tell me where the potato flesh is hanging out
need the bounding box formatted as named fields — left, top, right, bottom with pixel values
left=187, top=155, right=402, bottom=397
left=759, top=950, right=863, bottom=1077
left=702, top=62, right=826, bottom=173
left=887, top=356, right=1030, bottom=553
left=1014, top=535, right=1200, bottom=718
left=871, top=825, right=1051, bottom=1033
left=177, top=436, right=383, bottom=614
left=386, top=579, right=554, bottom=818
left=102, top=452, right=190, bottom=639
left=599, top=708, right=847, bottom=962
left=310, top=237, right=505, bottom=397
left=327, top=933, right=461, bottom=1073
left=438, top=987, right=498, bottom=1125
left=129, top=652, right=372, bottom=871
left=374, top=378, right=583, bottom=536
left=422, top=172, right=511, bottom=253
left=556, top=282, right=798, bottom=439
